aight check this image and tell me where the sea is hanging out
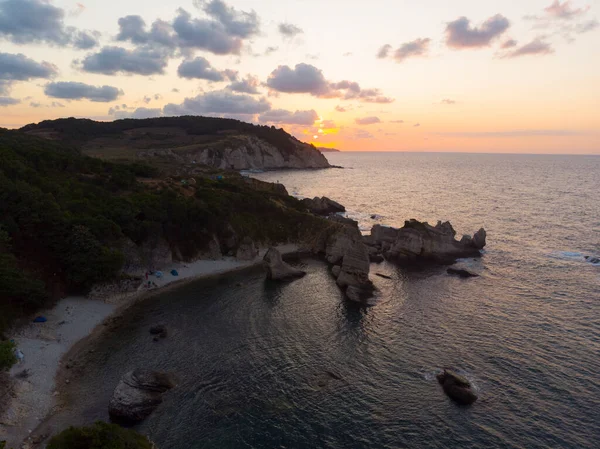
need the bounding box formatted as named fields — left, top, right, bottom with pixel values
left=50, top=152, right=600, bottom=448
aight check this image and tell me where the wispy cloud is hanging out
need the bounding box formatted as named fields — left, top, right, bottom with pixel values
left=502, top=38, right=554, bottom=58
left=433, top=129, right=582, bottom=137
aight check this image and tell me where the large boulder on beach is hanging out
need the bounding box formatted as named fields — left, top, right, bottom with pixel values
left=236, top=236, right=258, bottom=261
left=436, top=369, right=478, bottom=405
left=263, top=247, right=306, bottom=281
left=301, top=196, right=346, bottom=216
left=369, top=220, right=486, bottom=264
left=108, top=369, right=176, bottom=423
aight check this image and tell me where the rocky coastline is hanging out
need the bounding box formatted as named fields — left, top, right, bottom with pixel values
left=1, top=187, right=488, bottom=448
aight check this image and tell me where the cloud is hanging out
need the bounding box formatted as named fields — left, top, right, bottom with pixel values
left=173, top=8, right=243, bottom=55
left=335, top=106, right=347, bottom=112
left=279, top=23, right=303, bottom=38
left=321, top=120, right=336, bottom=128
left=394, top=38, right=431, bottom=62
left=81, top=46, right=170, bottom=75
left=0, top=96, right=20, bottom=106
left=575, top=19, right=599, bottom=32
left=51, top=101, right=65, bottom=108
left=44, top=81, right=123, bottom=102
left=164, top=90, right=271, bottom=116
left=73, top=30, right=100, bottom=49
left=195, top=0, right=260, bottom=38
left=414, top=123, right=421, bottom=127
left=503, top=38, right=554, bottom=57
left=228, top=75, right=260, bottom=94
left=116, top=1, right=260, bottom=57
left=0, top=0, right=99, bottom=49
left=259, top=109, right=318, bottom=125
left=266, top=63, right=394, bottom=103
left=346, top=128, right=374, bottom=139
left=545, top=1, right=590, bottom=20
left=266, top=63, right=330, bottom=96
left=178, top=57, right=229, bottom=81
left=0, top=53, right=58, bottom=81
left=501, top=39, right=518, bottom=48
left=390, top=120, right=404, bottom=123
left=111, top=107, right=163, bottom=120
left=441, top=99, right=457, bottom=105
left=446, top=15, right=510, bottom=48
left=343, top=52, right=353, bottom=57
left=376, top=44, right=392, bottom=59
left=355, top=116, right=381, bottom=125
left=264, top=46, right=278, bottom=55
left=433, top=129, right=580, bottom=137
left=0, top=52, right=57, bottom=95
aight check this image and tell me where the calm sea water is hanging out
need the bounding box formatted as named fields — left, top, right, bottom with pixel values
left=54, top=153, right=600, bottom=448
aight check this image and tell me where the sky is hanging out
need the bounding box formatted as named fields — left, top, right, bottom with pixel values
left=0, top=0, right=599, bottom=153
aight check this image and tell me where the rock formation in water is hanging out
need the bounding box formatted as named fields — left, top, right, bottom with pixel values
left=366, top=220, right=487, bottom=264
left=302, top=197, right=346, bottom=216
left=436, top=369, right=478, bottom=405
left=108, top=369, right=176, bottom=423
left=263, top=247, right=306, bottom=281
left=447, top=268, right=479, bottom=278
left=325, top=225, right=374, bottom=302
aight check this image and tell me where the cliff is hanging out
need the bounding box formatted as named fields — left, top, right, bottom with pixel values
left=0, top=128, right=334, bottom=334
left=20, top=116, right=331, bottom=170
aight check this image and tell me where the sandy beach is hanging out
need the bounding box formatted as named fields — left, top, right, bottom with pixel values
left=0, top=245, right=298, bottom=448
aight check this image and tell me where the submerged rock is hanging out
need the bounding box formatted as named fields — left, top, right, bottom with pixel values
left=436, top=369, right=478, bottom=405
left=108, top=369, right=176, bottom=423
left=302, top=196, right=346, bottom=216
left=369, top=220, right=487, bottom=264
left=447, top=268, right=479, bottom=278
left=263, top=247, right=306, bottom=281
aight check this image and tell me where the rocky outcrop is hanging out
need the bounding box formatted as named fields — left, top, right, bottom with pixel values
left=325, top=226, right=374, bottom=302
left=236, top=236, right=258, bottom=261
left=436, top=370, right=478, bottom=405
left=367, top=220, right=487, bottom=264
left=108, top=369, right=176, bottom=423
left=302, top=197, right=346, bottom=216
left=263, top=247, right=306, bottom=281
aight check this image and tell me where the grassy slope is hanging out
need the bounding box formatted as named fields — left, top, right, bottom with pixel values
left=20, top=116, right=324, bottom=163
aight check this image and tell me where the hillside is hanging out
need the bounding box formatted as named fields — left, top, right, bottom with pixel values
left=0, top=128, right=334, bottom=334
left=21, top=117, right=331, bottom=170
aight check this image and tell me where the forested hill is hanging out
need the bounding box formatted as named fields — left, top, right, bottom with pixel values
left=20, top=116, right=331, bottom=170
left=0, top=128, right=330, bottom=334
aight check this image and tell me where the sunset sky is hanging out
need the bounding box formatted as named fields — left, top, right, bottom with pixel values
left=1, top=0, right=599, bottom=153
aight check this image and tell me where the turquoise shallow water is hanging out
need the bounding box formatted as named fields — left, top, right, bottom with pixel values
left=56, top=153, right=600, bottom=448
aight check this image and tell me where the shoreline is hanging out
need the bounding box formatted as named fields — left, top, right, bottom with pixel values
left=0, top=245, right=299, bottom=448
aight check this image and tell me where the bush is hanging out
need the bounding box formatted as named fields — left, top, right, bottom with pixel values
left=0, top=340, right=16, bottom=371
left=47, top=422, right=153, bottom=449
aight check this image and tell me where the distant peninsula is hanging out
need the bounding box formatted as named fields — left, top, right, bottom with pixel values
left=317, top=147, right=341, bottom=153
left=21, top=116, right=331, bottom=171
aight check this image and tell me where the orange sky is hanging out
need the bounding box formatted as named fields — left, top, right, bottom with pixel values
left=1, top=0, right=599, bottom=153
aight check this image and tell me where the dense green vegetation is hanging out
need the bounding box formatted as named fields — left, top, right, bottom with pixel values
left=0, top=340, right=16, bottom=371
left=47, top=422, right=153, bottom=449
left=0, top=128, right=328, bottom=334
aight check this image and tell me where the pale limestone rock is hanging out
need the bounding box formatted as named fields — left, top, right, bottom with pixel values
left=263, top=247, right=306, bottom=281
left=236, top=236, right=258, bottom=261
left=108, top=370, right=176, bottom=423
left=370, top=220, right=486, bottom=264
